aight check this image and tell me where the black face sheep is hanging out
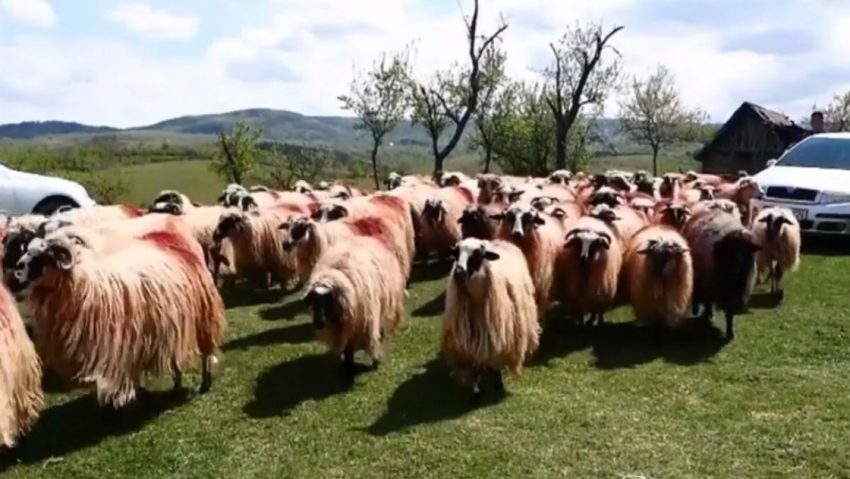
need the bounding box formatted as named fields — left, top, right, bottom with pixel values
left=458, top=205, right=500, bottom=240
left=303, top=236, right=406, bottom=378
left=13, top=228, right=226, bottom=407
left=443, top=238, right=540, bottom=397
left=418, top=186, right=476, bottom=259
left=624, top=226, right=694, bottom=328
left=0, top=283, right=43, bottom=448
left=752, top=207, right=801, bottom=301
left=683, top=209, right=759, bottom=341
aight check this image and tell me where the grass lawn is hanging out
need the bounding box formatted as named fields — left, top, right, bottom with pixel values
left=2, top=237, right=849, bottom=478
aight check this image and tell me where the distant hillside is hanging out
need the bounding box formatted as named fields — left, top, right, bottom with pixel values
left=0, top=121, right=117, bottom=139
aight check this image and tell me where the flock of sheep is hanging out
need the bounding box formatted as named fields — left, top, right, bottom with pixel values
left=0, top=167, right=801, bottom=450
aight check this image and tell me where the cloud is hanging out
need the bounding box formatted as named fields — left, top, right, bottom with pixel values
left=720, top=29, right=818, bottom=56
left=106, top=3, right=198, bottom=40
left=0, top=0, right=56, bottom=28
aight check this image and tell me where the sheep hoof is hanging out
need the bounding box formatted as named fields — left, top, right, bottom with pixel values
left=725, top=313, right=735, bottom=342
left=490, top=369, right=505, bottom=395
left=775, top=289, right=785, bottom=304
left=199, top=376, right=212, bottom=394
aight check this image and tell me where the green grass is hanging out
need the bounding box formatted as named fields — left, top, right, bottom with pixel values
left=114, top=160, right=224, bottom=206
left=3, top=240, right=850, bottom=478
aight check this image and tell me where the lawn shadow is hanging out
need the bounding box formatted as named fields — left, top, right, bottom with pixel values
left=591, top=319, right=727, bottom=370
left=802, top=235, right=850, bottom=256
left=412, top=291, right=446, bottom=317
left=530, top=305, right=592, bottom=366
left=366, top=357, right=502, bottom=436
left=243, top=354, right=364, bottom=418
left=223, top=322, right=314, bottom=351
left=220, top=286, right=287, bottom=309
left=748, top=292, right=782, bottom=310
left=259, top=297, right=306, bottom=321
left=0, top=390, right=189, bottom=472
left=410, top=260, right=452, bottom=284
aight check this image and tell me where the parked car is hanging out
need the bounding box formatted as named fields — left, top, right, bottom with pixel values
left=751, top=133, right=850, bottom=235
left=0, top=163, right=96, bottom=216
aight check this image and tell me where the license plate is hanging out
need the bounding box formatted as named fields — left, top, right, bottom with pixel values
left=790, top=208, right=808, bottom=220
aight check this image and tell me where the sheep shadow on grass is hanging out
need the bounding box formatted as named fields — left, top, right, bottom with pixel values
left=0, top=390, right=188, bottom=472
left=223, top=322, right=314, bottom=351
left=220, top=286, right=287, bottom=309
left=243, top=353, right=365, bottom=418
left=409, top=260, right=452, bottom=284
left=412, top=291, right=446, bottom=318
left=747, top=292, right=783, bottom=310
left=259, top=297, right=307, bottom=321
left=366, top=358, right=502, bottom=436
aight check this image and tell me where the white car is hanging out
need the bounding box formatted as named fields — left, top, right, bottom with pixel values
left=0, top=163, right=96, bottom=216
left=751, top=133, right=850, bottom=235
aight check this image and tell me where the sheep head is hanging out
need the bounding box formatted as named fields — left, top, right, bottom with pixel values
left=530, top=196, right=558, bottom=211
left=316, top=181, right=331, bottom=191
left=312, top=203, right=349, bottom=223
left=637, top=238, right=689, bottom=277
left=304, top=283, right=341, bottom=329
left=218, top=184, right=248, bottom=206
left=548, top=170, right=572, bottom=185
left=589, top=204, right=621, bottom=225
left=280, top=216, right=313, bottom=251
left=714, top=229, right=760, bottom=310
left=564, top=228, right=612, bottom=270
left=213, top=212, right=247, bottom=242
left=384, top=172, right=403, bottom=190
left=2, top=228, right=38, bottom=273
left=422, top=199, right=446, bottom=225
left=589, top=187, right=624, bottom=208
left=758, top=210, right=794, bottom=241
left=441, top=172, right=463, bottom=187
left=458, top=206, right=496, bottom=240
left=493, top=205, right=545, bottom=240
left=658, top=203, right=690, bottom=228
left=12, top=235, right=80, bottom=292
left=449, top=238, right=500, bottom=282
left=698, top=184, right=716, bottom=200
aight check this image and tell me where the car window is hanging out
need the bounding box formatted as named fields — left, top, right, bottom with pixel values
left=778, top=137, right=850, bottom=169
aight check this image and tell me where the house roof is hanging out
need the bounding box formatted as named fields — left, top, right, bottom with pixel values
left=695, top=102, right=811, bottom=162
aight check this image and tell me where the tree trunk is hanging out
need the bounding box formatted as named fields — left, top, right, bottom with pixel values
left=555, top=121, right=568, bottom=170
left=651, top=146, right=659, bottom=177
left=371, top=142, right=380, bottom=190
left=483, top=147, right=493, bottom=173
left=433, top=154, right=445, bottom=178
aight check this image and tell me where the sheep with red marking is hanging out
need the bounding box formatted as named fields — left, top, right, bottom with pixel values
left=0, top=284, right=42, bottom=448
left=303, top=235, right=406, bottom=377
left=493, top=203, right=566, bottom=309
left=419, top=186, right=477, bottom=258
left=12, top=228, right=226, bottom=407
left=752, top=207, right=801, bottom=301
left=683, top=208, right=759, bottom=340
left=442, top=238, right=540, bottom=396
left=560, top=217, right=623, bottom=325
left=624, top=226, right=693, bottom=328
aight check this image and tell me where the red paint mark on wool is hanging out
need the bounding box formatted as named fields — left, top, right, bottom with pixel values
left=349, top=217, right=393, bottom=246
left=120, top=205, right=145, bottom=218
left=454, top=186, right=475, bottom=204
left=370, top=194, right=405, bottom=215
left=142, top=231, right=203, bottom=269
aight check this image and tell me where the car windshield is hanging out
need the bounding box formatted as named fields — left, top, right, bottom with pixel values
left=778, top=137, right=850, bottom=169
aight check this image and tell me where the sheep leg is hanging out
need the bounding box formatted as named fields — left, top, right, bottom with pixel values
left=471, top=370, right=483, bottom=402
left=775, top=265, right=785, bottom=303
left=489, top=368, right=505, bottom=395
left=340, top=347, right=356, bottom=379
left=200, top=355, right=212, bottom=394
left=172, top=358, right=183, bottom=391
left=725, top=311, right=735, bottom=341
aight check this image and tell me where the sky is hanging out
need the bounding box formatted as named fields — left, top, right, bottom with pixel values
left=1, top=0, right=849, bottom=128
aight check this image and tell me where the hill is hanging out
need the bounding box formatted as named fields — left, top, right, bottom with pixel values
left=0, top=120, right=117, bottom=139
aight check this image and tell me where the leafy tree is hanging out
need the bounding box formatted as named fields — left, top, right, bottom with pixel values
left=619, top=65, right=707, bottom=176
left=545, top=22, right=623, bottom=170
left=409, top=0, right=508, bottom=176
left=212, top=121, right=261, bottom=184
left=817, top=91, right=850, bottom=132
left=338, top=49, right=411, bottom=189
left=490, top=82, right=556, bottom=176
left=468, top=43, right=508, bottom=173
left=265, top=146, right=331, bottom=190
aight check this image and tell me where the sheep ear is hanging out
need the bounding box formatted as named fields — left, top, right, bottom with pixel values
left=49, top=245, right=74, bottom=270
left=217, top=193, right=227, bottom=203
left=550, top=208, right=566, bottom=219
left=489, top=213, right=505, bottom=221
left=278, top=221, right=291, bottom=230
left=449, top=245, right=459, bottom=258
left=533, top=215, right=546, bottom=226
left=598, top=233, right=612, bottom=249
left=758, top=216, right=770, bottom=223
left=484, top=250, right=500, bottom=261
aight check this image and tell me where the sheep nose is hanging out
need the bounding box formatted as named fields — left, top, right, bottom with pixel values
left=282, top=240, right=294, bottom=252
left=453, top=267, right=467, bottom=281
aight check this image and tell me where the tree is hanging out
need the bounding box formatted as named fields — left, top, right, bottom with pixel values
left=822, top=91, right=850, bottom=132
left=488, top=81, right=556, bottom=176
left=265, top=146, right=331, bottom=190
left=212, top=122, right=261, bottom=184
left=468, top=43, right=507, bottom=173
left=619, top=65, right=707, bottom=176
left=545, top=23, right=623, bottom=171
left=338, top=49, right=411, bottom=189
left=409, top=0, right=508, bottom=176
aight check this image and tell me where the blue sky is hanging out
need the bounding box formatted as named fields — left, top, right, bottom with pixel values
left=1, top=0, right=849, bottom=127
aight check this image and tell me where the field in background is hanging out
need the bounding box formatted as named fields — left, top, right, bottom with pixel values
left=1, top=162, right=848, bottom=478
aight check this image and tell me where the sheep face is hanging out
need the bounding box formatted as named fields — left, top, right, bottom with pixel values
left=441, top=173, right=463, bottom=187
left=281, top=217, right=312, bottom=251
left=660, top=174, right=684, bottom=197
left=12, top=237, right=75, bottom=292
left=631, top=171, right=651, bottom=185
left=449, top=239, right=500, bottom=282
left=304, top=284, right=341, bottom=329
left=530, top=196, right=557, bottom=211
left=608, top=176, right=633, bottom=192
left=495, top=206, right=545, bottom=239
left=638, top=239, right=689, bottom=278
left=659, top=204, right=690, bottom=228
left=458, top=206, right=495, bottom=240
left=219, top=184, right=248, bottom=206
left=476, top=175, right=502, bottom=194
left=564, top=228, right=612, bottom=271
left=316, top=181, right=331, bottom=191
left=149, top=201, right=183, bottom=215
left=312, top=204, right=349, bottom=223
left=2, top=229, right=37, bottom=272
left=591, top=174, right=609, bottom=189
left=636, top=178, right=656, bottom=196
left=589, top=204, right=620, bottom=225
left=589, top=187, right=623, bottom=208
left=422, top=199, right=446, bottom=225
left=152, top=191, right=183, bottom=207
left=698, top=185, right=716, bottom=200
left=548, top=170, right=572, bottom=185
left=384, top=172, right=403, bottom=190
left=213, top=213, right=247, bottom=242
left=758, top=212, right=793, bottom=241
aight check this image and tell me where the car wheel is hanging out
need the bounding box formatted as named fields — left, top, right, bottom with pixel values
left=33, top=196, right=79, bottom=216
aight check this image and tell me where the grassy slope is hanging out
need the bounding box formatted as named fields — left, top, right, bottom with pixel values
left=3, top=247, right=848, bottom=478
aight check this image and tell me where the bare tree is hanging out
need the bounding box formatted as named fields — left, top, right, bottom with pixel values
left=339, top=49, right=411, bottom=189
left=545, top=23, right=623, bottom=171
left=409, top=0, right=508, bottom=176
left=823, top=91, right=850, bottom=132
left=468, top=43, right=507, bottom=173
left=619, top=65, right=707, bottom=176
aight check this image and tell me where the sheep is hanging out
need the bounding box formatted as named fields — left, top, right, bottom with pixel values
left=303, top=236, right=406, bottom=377
left=476, top=173, right=504, bottom=204
left=560, top=217, right=623, bottom=325
left=715, top=177, right=762, bottom=222
left=654, top=202, right=691, bottom=230
left=587, top=186, right=626, bottom=209
left=752, top=207, right=801, bottom=301
left=659, top=173, right=686, bottom=199
left=2, top=215, right=47, bottom=284
left=385, top=172, right=432, bottom=190
left=588, top=203, right=650, bottom=244
left=548, top=169, right=572, bottom=185
left=684, top=170, right=724, bottom=187
left=212, top=204, right=304, bottom=288
left=442, top=238, right=540, bottom=396
left=13, top=229, right=226, bottom=407
left=292, top=180, right=314, bottom=193
left=683, top=209, right=759, bottom=341
left=419, top=186, right=477, bottom=258
left=493, top=203, right=566, bottom=309
left=694, top=199, right=741, bottom=219
left=458, top=205, right=501, bottom=240
left=0, top=284, right=43, bottom=448
left=54, top=204, right=145, bottom=225
left=151, top=189, right=198, bottom=212
left=437, top=171, right=470, bottom=187
left=624, top=226, right=693, bottom=328
left=543, top=203, right=584, bottom=229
